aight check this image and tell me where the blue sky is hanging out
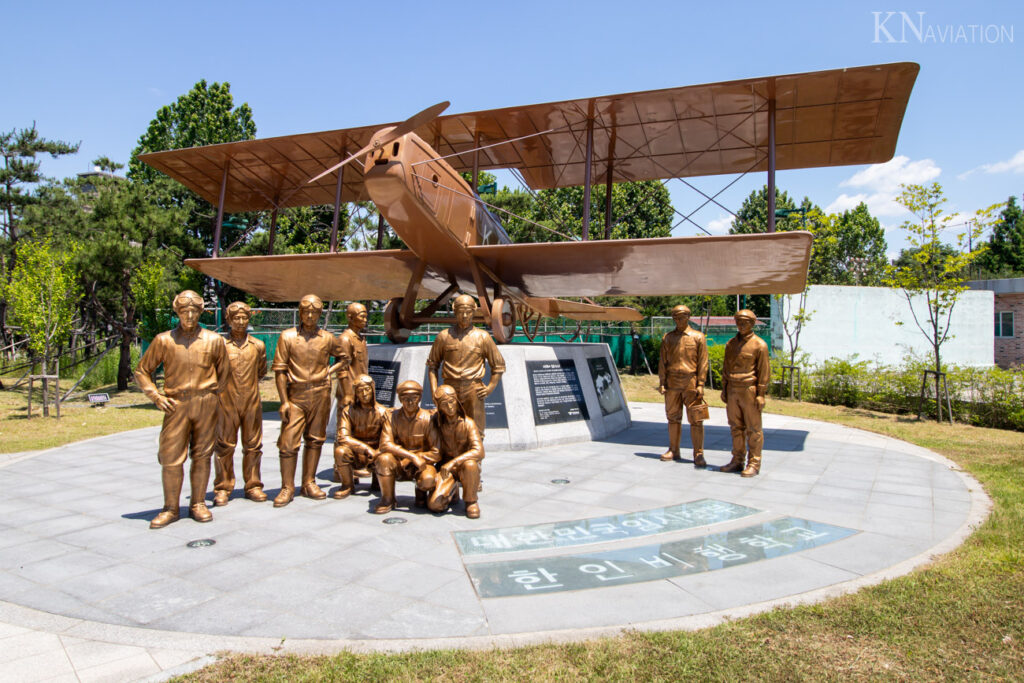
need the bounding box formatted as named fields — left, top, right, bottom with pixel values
left=4, top=1, right=1022, bottom=255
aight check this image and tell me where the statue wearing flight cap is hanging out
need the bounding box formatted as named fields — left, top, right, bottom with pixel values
left=135, top=290, right=231, bottom=528
left=720, top=309, right=770, bottom=477
left=427, top=384, right=484, bottom=518
left=374, top=380, right=440, bottom=514
left=426, top=294, right=505, bottom=438
left=272, top=294, right=348, bottom=507
left=658, top=304, right=709, bottom=467
left=212, top=301, right=268, bottom=506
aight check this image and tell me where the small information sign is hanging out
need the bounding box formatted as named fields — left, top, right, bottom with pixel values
left=87, top=393, right=110, bottom=406
left=368, top=359, right=401, bottom=406
left=526, top=359, right=589, bottom=425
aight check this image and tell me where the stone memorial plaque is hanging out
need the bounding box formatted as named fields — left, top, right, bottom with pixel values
left=526, top=359, right=589, bottom=425
left=368, top=359, right=400, bottom=406
left=466, top=517, right=857, bottom=598
left=587, top=356, right=622, bottom=416
left=454, top=499, right=759, bottom=556
left=420, top=368, right=508, bottom=429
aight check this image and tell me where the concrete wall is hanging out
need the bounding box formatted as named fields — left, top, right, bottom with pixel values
left=771, top=285, right=994, bottom=367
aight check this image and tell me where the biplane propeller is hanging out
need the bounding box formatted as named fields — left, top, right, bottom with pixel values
left=138, top=62, right=918, bottom=343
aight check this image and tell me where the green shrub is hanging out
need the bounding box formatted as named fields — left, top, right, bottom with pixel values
left=794, top=355, right=1024, bottom=431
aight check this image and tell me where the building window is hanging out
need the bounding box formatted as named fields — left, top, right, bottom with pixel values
left=995, top=311, right=1014, bottom=338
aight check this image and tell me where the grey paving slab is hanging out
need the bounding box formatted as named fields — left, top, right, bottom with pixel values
left=0, top=403, right=989, bottom=660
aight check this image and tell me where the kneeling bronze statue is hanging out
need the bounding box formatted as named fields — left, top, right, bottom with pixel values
left=374, top=380, right=440, bottom=514
left=428, top=385, right=483, bottom=518
left=333, top=374, right=387, bottom=499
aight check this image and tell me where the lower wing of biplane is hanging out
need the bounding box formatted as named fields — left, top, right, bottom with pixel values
left=185, top=229, right=811, bottom=342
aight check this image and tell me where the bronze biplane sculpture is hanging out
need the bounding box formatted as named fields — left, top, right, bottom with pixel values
left=139, top=63, right=917, bottom=341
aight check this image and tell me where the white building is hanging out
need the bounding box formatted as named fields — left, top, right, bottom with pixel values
left=770, top=285, right=994, bottom=368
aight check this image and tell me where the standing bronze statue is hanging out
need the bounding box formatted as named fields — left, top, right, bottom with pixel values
left=332, top=374, right=388, bottom=499
left=135, top=290, right=230, bottom=528
left=213, top=302, right=268, bottom=505
left=374, top=380, right=440, bottom=514
left=720, top=309, right=770, bottom=477
left=428, top=385, right=483, bottom=518
left=658, top=304, right=709, bottom=467
left=427, top=294, right=505, bottom=438
left=335, top=302, right=367, bottom=407
left=272, top=294, right=348, bottom=506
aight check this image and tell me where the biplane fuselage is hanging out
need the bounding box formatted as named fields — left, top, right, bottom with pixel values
left=362, top=130, right=513, bottom=295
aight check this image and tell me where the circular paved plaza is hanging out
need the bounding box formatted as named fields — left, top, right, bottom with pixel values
left=0, top=403, right=987, bottom=658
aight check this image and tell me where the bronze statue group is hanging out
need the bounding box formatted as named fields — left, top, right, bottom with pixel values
left=136, top=293, right=766, bottom=531
left=135, top=291, right=502, bottom=529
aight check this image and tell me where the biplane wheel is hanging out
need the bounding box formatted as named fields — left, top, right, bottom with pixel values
left=384, top=298, right=412, bottom=344
left=490, top=297, right=516, bottom=343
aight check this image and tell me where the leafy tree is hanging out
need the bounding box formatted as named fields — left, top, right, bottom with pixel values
left=730, top=186, right=808, bottom=234
left=886, top=182, right=1000, bottom=421
left=0, top=124, right=79, bottom=350
left=809, top=203, right=888, bottom=285
left=128, top=80, right=257, bottom=315
left=4, top=238, right=82, bottom=414
left=23, top=174, right=186, bottom=388
left=980, top=195, right=1024, bottom=277
left=91, top=156, right=124, bottom=173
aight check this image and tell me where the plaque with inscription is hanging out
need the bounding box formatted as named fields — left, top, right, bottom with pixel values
left=466, top=517, right=858, bottom=598
left=421, top=367, right=508, bottom=429
left=526, top=359, right=589, bottom=425
left=368, top=359, right=400, bottom=406
left=587, top=356, right=622, bottom=416
left=455, top=499, right=760, bottom=556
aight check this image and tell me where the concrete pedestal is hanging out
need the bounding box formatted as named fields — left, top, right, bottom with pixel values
left=329, top=342, right=630, bottom=450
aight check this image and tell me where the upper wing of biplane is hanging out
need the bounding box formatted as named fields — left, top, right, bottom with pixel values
left=140, top=62, right=918, bottom=214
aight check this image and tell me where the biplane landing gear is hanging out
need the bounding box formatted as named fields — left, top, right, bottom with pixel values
left=384, top=298, right=412, bottom=344
left=490, top=298, right=517, bottom=344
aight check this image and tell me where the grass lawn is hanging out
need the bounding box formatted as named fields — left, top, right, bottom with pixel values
left=3, top=370, right=1021, bottom=679
left=0, top=377, right=283, bottom=455
left=176, top=374, right=1024, bottom=681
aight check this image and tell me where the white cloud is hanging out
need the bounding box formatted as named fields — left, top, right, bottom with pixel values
left=705, top=214, right=733, bottom=235
left=958, top=149, right=1024, bottom=180
left=828, top=156, right=941, bottom=220
left=840, top=156, right=941, bottom=190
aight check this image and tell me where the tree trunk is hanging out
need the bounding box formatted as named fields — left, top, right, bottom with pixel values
left=41, top=353, right=49, bottom=417
left=933, top=343, right=942, bottom=422
left=117, top=328, right=132, bottom=390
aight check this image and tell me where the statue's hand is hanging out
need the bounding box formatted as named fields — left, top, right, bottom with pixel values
left=658, top=385, right=666, bottom=396
left=280, top=401, right=294, bottom=424
left=720, top=390, right=728, bottom=403
left=756, top=395, right=766, bottom=411
left=695, top=386, right=704, bottom=400
left=155, top=395, right=178, bottom=414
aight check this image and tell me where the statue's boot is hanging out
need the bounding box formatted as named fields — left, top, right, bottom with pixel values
left=741, top=452, right=762, bottom=478
left=188, top=457, right=213, bottom=523
left=691, top=424, right=706, bottom=468
left=374, top=474, right=395, bottom=514
left=273, top=455, right=297, bottom=507
left=150, top=466, right=183, bottom=529
left=720, top=452, right=746, bottom=473
left=660, top=423, right=681, bottom=461
left=333, top=463, right=354, bottom=499
left=462, top=460, right=481, bottom=519
left=300, top=445, right=326, bottom=499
